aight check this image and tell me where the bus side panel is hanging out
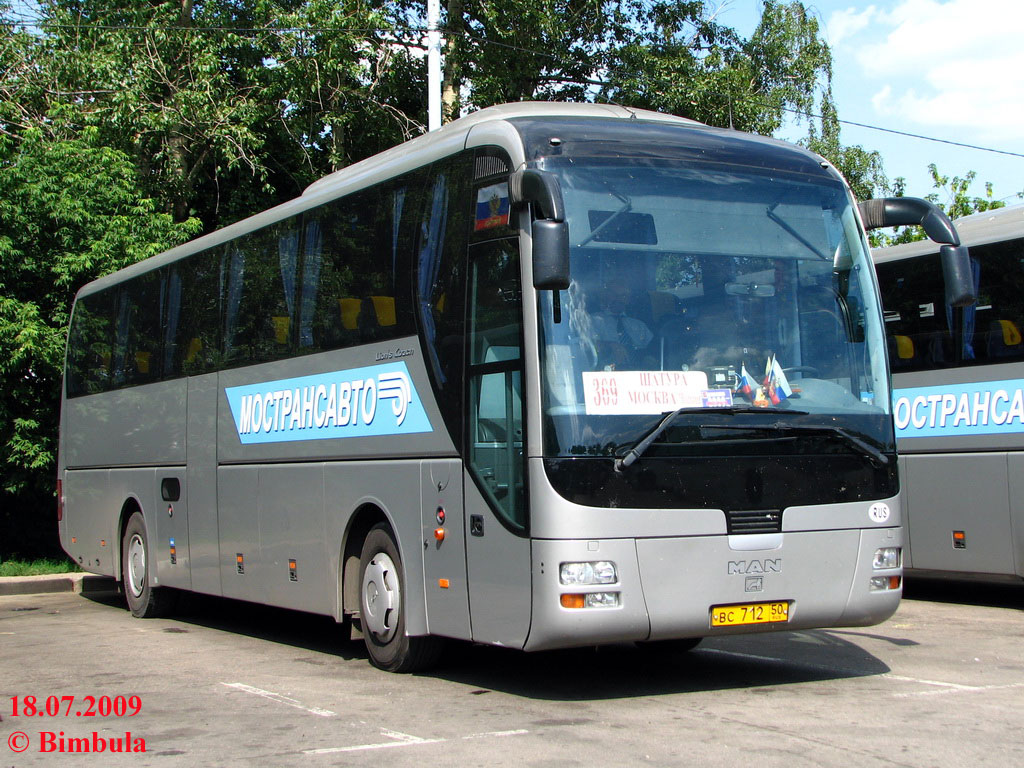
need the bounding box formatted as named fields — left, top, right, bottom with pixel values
left=61, top=469, right=116, bottom=576
left=64, top=382, right=186, bottom=468
left=1009, top=453, right=1024, bottom=578
left=420, top=459, right=471, bottom=640
left=152, top=467, right=191, bottom=590
left=255, top=463, right=329, bottom=614
left=903, top=453, right=1017, bottom=576
left=218, top=465, right=260, bottom=604
left=187, top=374, right=221, bottom=596
left=897, top=454, right=915, bottom=569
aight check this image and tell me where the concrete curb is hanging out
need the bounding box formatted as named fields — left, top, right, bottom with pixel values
left=0, top=573, right=118, bottom=596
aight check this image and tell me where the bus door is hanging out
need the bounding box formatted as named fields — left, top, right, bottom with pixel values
left=463, top=238, right=532, bottom=647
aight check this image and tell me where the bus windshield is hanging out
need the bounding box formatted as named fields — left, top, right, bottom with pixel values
left=537, top=158, right=891, bottom=459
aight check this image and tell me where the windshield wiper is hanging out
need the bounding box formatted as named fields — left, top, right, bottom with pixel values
left=700, top=422, right=889, bottom=468
left=614, top=406, right=808, bottom=471
left=766, top=202, right=829, bottom=260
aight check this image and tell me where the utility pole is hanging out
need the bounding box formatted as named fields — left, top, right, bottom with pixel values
left=427, top=0, right=442, bottom=131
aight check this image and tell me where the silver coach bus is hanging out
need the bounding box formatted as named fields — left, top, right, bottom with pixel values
left=874, top=205, right=1024, bottom=583
left=58, top=102, right=971, bottom=671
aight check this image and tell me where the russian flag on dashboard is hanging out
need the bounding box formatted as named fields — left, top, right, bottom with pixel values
left=738, top=363, right=755, bottom=399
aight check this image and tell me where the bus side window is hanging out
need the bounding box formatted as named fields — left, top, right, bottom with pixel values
left=118, top=268, right=164, bottom=386
left=223, top=224, right=294, bottom=366
left=301, top=182, right=417, bottom=353
left=66, top=289, right=117, bottom=397
left=417, top=158, right=471, bottom=443
left=170, top=249, right=221, bottom=376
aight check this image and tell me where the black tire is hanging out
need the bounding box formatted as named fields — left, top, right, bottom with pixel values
left=121, top=511, right=175, bottom=618
left=358, top=523, right=444, bottom=672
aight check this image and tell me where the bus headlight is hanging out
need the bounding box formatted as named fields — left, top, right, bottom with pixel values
left=870, top=576, right=902, bottom=591
left=872, top=547, right=901, bottom=570
left=559, top=561, right=617, bottom=585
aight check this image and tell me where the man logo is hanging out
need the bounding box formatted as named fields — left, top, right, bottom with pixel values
left=728, top=559, right=782, bottom=575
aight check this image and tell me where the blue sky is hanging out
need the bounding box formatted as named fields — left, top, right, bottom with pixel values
left=722, top=0, right=1024, bottom=207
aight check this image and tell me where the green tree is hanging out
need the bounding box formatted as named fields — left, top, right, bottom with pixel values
left=803, top=86, right=888, bottom=203
left=598, top=0, right=832, bottom=135
left=416, top=0, right=837, bottom=138
left=0, top=126, right=199, bottom=556
left=875, top=164, right=1014, bottom=246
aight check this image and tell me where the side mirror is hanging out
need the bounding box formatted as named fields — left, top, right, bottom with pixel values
left=860, top=197, right=976, bottom=306
left=532, top=220, right=570, bottom=290
left=510, top=169, right=570, bottom=290
left=858, top=197, right=959, bottom=244
left=940, top=244, right=974, bottom=307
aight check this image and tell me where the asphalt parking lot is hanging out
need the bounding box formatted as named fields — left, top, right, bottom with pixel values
left=1, top=580, right=1022, bottom=767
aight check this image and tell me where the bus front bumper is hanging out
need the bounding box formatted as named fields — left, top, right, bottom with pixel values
left=524, top=527, right=903, bottom=652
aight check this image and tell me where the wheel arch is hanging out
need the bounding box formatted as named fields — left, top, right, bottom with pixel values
left=338, top=498, right=428, bottom=637
left=116, top=496, right=144, bottom=584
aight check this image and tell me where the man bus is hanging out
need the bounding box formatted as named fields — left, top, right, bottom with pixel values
left=58, top=102, right=971, bottom=671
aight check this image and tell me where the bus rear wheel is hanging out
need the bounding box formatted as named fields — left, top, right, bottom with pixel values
left=121, top=512, right=174, bottom=618
left=358, top=523, right=443, bottom=672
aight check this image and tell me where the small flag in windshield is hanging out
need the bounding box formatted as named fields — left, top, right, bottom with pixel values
left=737, top=363, right=755, bottom=400
left=763, top=355, right=793, bottom=405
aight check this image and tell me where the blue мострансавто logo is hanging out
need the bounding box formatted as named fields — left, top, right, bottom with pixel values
left=225, top=361, right=432, bottom=444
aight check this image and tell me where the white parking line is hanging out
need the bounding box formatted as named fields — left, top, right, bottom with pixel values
left=884, top=676, right=1024, bottom=698
left=883, top=674, right=982, bottom=691
left=304, top=728, right=528, bottom=755
left=221, top=682, right=336, bottom=717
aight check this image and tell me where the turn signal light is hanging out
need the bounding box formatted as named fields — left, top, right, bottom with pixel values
left=560, top=592, right=621, bottom=609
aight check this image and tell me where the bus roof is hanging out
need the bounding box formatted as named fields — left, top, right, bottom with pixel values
left=872, top=203, right=1024, bottom=263
left=302, top=102, right=699, bottom=199
left=73, top=101, right=832, bottom=298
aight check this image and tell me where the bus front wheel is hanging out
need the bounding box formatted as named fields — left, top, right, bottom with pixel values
left=358, top=523, right=443, bottom=672
left=121, top=512, right=174, bottom=618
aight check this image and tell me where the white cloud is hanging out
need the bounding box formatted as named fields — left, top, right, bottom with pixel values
left=847, top=0, right=1024, bottom=142
left=825, top=5, right=877, bottom=47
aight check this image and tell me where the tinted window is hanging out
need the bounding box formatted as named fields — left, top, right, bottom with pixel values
left=66, top=289, right=117, bottom=397
left=299, top=181, right=418, bottom=354
left=223, top=222, right=297, bottom=367
left=66, top=167, right=435, bottom=395
left=168, top=248, right=221, bottom=376
left=418, top=155, right=473, bottom=442
left=113, top=268, right=165, bottom=386
left=877, top=237, right=1024, bottom=371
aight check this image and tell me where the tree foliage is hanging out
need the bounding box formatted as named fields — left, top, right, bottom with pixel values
left=803, top=87, right=887, bottom=203
left=874, top=164, right=1014, bottom=246
left=0, top=126, right=198, bottom=556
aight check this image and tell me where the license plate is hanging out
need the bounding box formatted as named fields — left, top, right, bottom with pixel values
left=710, top=601, right=789, bottom=627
